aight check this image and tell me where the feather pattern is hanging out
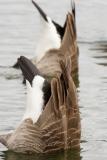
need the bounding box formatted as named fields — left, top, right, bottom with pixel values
left=32, top=7, right=79, bottom=86
left=0, top=60, right=80, bottom=154
left=18, top=56, right=51, bottom=123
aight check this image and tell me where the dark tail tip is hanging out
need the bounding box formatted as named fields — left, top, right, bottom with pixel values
left=32, top=0, right=65, bottom=39
left=71, top=0, right=75, bottom=18
left=52, top=21, right=64, bottom=40
left=18, top=56, right=41, bottom=85
left=32, top=0, right=48, bottom=22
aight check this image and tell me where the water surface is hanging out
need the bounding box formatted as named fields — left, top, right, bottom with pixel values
left=0, top=0, right=107, bottom=160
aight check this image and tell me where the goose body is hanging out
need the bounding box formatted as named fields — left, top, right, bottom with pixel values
left=0, top=60, right=81, bottom=154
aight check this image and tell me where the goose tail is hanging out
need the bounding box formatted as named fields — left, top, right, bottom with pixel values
left=32, top=0, right=64, bottom=40
left=71, top=0, right=75, bottom=18
left=32, top=0, right=48, bottom=22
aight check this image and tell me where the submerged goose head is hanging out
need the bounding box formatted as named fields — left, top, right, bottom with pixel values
left=18, top=56, right=51, bottom=123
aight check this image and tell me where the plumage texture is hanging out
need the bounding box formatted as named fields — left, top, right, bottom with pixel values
left=13, top=3, right=79, bottom=87
left=32, top=12, right=79, bottom=86
left=0, top=60, right=81, bottom=154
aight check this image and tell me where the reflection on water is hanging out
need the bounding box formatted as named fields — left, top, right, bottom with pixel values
left=79, top=42, right=107, bottom=160
left=90, top=42, right=107, bottom=66
left=1, top=150, right=81, bottom=160
left=91, top=42, right=107, bottom=52
left=0, top=66, right=21, bottom=80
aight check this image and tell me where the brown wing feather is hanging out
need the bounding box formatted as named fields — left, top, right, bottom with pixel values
left=0, top=62, right=80, bottom=153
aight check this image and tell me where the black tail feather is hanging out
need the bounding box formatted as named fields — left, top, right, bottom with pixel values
left=52, top=21, right=65, bottom=40
left=42, top=80, right=51, bottom=107
left=71, top=0, right=76, bottom=37
left=32, top=0, right=64, bottom=40
left=32, top=0, right=48, bottom=22
left=18, top=56, right=41, bottom=85
left=71, top=0, right=75, bottom=19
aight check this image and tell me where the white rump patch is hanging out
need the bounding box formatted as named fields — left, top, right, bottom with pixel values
left=35, top=17, right=61, bottom=62
left=23, top=75, right=45, bottom=123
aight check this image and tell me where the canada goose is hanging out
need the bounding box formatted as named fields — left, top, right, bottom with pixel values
left=31, top=2, right=78, bottom=83
left=18, top=56, right=51, bottom=123
left=13, top=0, right=79, bottom=85
left=13, top=0, right=66, bottom=68
left=31, top=12, right=79, bottom=82
left=0, top=59, right=81, bottom=154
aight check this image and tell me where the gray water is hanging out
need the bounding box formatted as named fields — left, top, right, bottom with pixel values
left=0, top=0, right=107, bottom=160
